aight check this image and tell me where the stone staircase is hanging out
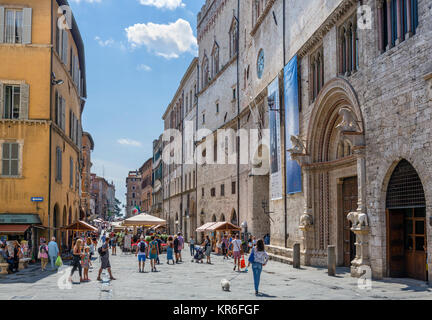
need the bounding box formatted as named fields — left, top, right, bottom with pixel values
left=266, top=245, right=293, bottom=265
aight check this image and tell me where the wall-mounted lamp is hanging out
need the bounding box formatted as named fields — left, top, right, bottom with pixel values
left=51, top=72, right=64, bottom=86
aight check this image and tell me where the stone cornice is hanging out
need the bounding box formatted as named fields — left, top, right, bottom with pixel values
left=305, top=155, right=356, bottom=171
left=250, top=0, right=276, bottom=37
left=297, top=0, right=357, bottom=58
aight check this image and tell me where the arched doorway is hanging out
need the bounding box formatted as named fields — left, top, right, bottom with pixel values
left=211, top=214, right=217, bottom=223
left=386, top=159, right=427, bottom=281
left=230, top=209, right=237, bottom=225
left=220, top=214, right=225, bottom=222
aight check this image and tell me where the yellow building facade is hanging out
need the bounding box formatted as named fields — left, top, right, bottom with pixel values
left=0, top=0, right=87, bottom=253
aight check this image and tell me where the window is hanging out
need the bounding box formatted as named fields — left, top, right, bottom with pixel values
left=194, top=84, right=197, bottom=103
left=232, top=181, right=236, bottom=194
left=232, top=87, right=236, bottom=100
left=1, top=142, right=19, bottom=176
left=252, top=0, right=268, bottom=26
left=5, top=9, right=22, bottom=44
left=379, top=0, right=418, bottom=52
left=3, top=85, right=20, bottom=119
left=309, top=47, right=324, bottom=102
left=211, top=187, right=216, bottom=197
left=221, top=184, right=225, bottom=196
left=70, top=157, right=73, bottom=188
left=229, top=18, right=238, bottom=58
left=55, top=91, right=66, bottom=131
left=56, top=21, right=68, bottom=65
left=202, top=188, right=204, bottom=197
left=202, top=55, right=210, bottom=87
left=202, top=114, right=205, bottom=124
left=339, top=15, right=358, bottom=75
left=56, top=147, right=62, bottom=182
left=211, top=42, right=220, bottom=77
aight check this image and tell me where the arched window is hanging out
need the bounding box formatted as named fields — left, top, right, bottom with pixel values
left=229, top=18, right=238, bottom=58
left=212, top=214, right=217, bottom=222
left=211, top=42, right=219, bottom=77
left=231, top=209, right=237, bottom=225
left=202, top=55, right=209, bottom=87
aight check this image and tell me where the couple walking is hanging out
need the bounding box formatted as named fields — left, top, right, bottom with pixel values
left=135, top=235, right=160, bottom=272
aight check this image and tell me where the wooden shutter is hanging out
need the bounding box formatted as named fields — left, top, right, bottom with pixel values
left=62, top=30, right=68, bottom=64
left=22, top=8, right=32, bottom=44
left=19, top=83, right=29, bottom=119
left=61, top=98, right=65, bottom=131
left=0, top=82, right=4, bottom=119
left=0, top=7, right=5, bottom=43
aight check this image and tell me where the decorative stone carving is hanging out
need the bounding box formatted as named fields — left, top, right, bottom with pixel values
left=287, top=135, right=306, bottom=155
left=347, top=211, right=369, bottom=230
left=336, top=107, right=360, bottom=132
left=299, top=213, right=313, bottom=229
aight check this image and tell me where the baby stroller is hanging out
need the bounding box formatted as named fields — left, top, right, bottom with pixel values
left=192, top=246, right=205, bottom=263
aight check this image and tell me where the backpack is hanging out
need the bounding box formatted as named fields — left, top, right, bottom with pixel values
left=98, top=246, right=106, bottom=256
left=139, top=241, right=146, bottom=253
left=40, top=245, right=47, bottom=254
left=150, top=242, right=157, bottom=255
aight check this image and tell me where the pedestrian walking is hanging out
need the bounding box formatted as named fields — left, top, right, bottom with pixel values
left=189, top=236, right=195, bottom=256
left=135, top=236, right=148, bottom=273
left=221, top=234, right=229, bottom=259
left=155, top=235, right=163, bottom=265
left=166, top=236, right=175, bottom=265
left=97, top=237, right=116, bottom=281
left=232, top=234, right=243, bottom=272
left=38, top=240, right=49, bottom=271
left=48, top=237, right=60, bottom=270
left=111, top=234, right=117, bottom=256
left=173, top=235, right=180, bottom=263
left=203, top=235, right=212, bottom=264
left=247, top=239, right=269, bottom=296
left=149, top=236, right=159, bottom=272
left=12, top=241, right=20, bottom=272
left=177, top=233, right=184, bottom=262
left=81, top=246, right=92, bottom=282
left=69, top=239, right=84, bottom=284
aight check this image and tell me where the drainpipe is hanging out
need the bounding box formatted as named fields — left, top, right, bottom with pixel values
left=48, top=0, right=54, bottom=241
left=283, top=0, right=287, bottom=248
left=236, top=0, right=240, bottom=235
left=195, top=63, right=199, bottom=241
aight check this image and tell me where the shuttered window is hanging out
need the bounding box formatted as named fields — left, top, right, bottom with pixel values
left=3, top=85, right=20, bottom=119
left=70, top=157, right=73, bottom=187
left=55, top=92, right=66, bottom=131
left=56, top=147, right=62, bottom=182
left=1, top=142, right=19, bottom=176
left=0, top=7, right=31, bottom=44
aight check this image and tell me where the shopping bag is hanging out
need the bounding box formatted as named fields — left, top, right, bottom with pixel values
left=240, top=255, right=246, bottom=269
left=55, top=256, right=63, bottom=267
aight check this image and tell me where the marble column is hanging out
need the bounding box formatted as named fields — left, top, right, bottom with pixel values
left=406, top=0, right=413, bottom=38
left=377, top=0, right=385, bottom=53
left=396, top=0, right=402, bottom=44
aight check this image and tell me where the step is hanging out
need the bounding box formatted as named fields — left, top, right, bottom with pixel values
left=268, top=252, right=293, bottom=265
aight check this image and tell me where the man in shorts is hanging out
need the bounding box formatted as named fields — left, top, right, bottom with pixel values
left=232, top=234, right=243, bottom=272
left=97, top=237, right=116, bottom=281
left=135, top=236, right=148, bottom=273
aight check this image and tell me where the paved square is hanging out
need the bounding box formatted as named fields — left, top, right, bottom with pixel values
left=1, top=247, right=432, bottom=300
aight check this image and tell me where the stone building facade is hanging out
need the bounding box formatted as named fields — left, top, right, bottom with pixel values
left=139, top=158, right=153, bottom=212
left=90, top=173, right=115, bottom=220
left=80, top=132, right=94, bottom=220
left=125, top=170, right=142, bottom=217
left=151, top=135, right=164, bottom=218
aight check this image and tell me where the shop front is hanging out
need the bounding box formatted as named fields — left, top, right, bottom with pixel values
left=0, top=214, right=42, bottom=260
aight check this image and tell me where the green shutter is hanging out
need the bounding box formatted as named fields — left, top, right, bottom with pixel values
left=0, top=82, right=4, bottom=119
left=19, top=83, right=29, bottom=119
left=0, top=7, right=5, bottom=44
left=61, top=98, right=65, bottom=131
left=22, top=8, right=32, bottom=44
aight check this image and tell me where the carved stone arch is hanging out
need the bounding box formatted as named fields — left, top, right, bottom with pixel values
left=306, top=77, right=364, bottom=162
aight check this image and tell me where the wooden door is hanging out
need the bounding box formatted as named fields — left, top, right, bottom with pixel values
left=342, top=177, right=358, bottom=267
left=388, top=209, right=405, bottom=277
left=404, top=207, right=427, bottom=281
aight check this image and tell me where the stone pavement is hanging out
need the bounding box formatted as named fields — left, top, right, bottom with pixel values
left=0, top=247, right=432, bottom=300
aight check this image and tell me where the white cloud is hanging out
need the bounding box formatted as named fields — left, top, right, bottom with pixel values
left=125, top=18, right=197, bottom=59
left=138, top=0, right=185, bottom=10
left=70, top=0, right=102, bottom=3
left=137, top=64, right=152, bottom=72
left=117, top=138, right=143, bottom=147
left=95, top=36, right=115, bottom=47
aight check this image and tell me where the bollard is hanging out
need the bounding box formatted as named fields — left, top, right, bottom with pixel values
left=293, top=243, right=300, bottom=269
left=328, top=245, right=336, bottom=276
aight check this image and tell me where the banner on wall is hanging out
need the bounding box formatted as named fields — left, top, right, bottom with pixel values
left=268, top=77, right=283, bottom=200
left=284, top=55, right=302, bottom=194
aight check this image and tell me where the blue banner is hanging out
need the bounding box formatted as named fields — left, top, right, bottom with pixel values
left=284, top=55, right=302, bottom=194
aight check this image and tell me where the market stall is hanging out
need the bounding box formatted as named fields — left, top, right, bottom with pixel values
left=196, top=221, right=241, bottom=253
left=123, top=213, right=166, bottom=236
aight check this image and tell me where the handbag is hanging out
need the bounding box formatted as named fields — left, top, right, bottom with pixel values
left=55, top=256, right=63, bottom=267
left=248, top=249, right=255, bottom=264
left=240, top=255, right=246, bottom=269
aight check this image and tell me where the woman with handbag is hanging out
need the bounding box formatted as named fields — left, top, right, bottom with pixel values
left=247, top=239, right=269, bottom=296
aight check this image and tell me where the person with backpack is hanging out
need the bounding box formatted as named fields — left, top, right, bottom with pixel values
left=135, top=236, right=148, bottom=273
left=149, top=236, right=159, bottom=272
left=39, top=240, right=49, bottom=271
left=173, top=235, right=180, bottom=263
left=97, top=237, right=116, bottom=281
left=232, top=234, right=243, bottom=272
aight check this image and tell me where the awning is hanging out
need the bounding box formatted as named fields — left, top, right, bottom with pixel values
left=0, top=214, right=42, bottom=225
left=123, top=213, right=166, bottom=227
left=206, top=221, right=241, bottom=232
left=61, top=221, right=98, bottom=232
left=0, top=224, right=31, bottom=234
left=196, top=222, right=218, bottom=232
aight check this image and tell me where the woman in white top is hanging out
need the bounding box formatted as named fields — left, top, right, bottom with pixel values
left=247, top=239, right=269, bottom=296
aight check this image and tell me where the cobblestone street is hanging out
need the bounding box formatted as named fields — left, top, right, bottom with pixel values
left=1, top=246, right=432, bottom=300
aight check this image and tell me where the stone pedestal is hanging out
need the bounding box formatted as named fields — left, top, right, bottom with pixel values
left=350, top=227, right=371, bottom=278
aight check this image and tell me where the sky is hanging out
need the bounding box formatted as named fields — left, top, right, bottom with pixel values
left=68, top=0, right=203, bottom=214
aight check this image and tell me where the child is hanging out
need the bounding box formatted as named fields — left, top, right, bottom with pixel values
left=81, top=246, right=92, bottom=282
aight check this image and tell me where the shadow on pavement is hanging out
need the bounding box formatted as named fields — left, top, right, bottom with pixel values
left=379, top=278, right=431, bottom=292
left=0, top=263, right=57, bottom=284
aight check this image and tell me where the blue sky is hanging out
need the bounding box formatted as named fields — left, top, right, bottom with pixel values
left=68, top=0, right=203, bottom=213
